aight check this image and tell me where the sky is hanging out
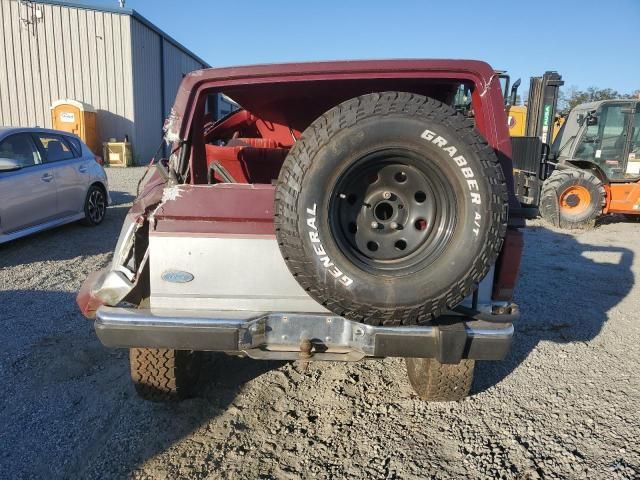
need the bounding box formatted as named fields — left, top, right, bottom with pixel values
left=105, top=0, right=638, bottom=94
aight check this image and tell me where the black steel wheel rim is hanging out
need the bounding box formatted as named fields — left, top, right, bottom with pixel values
left=329, top=149, right=458, bottom=274
left=88, top=189, right=106, bottom=223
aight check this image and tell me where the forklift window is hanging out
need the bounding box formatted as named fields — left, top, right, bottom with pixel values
left=631, top=110, right=640, bottom=154
left=453, top=83, right=473, bottom=117
left=627, top=110, right=640, bottom=176
left=574, top=104, right=627, bottom=180
left=551, top=121, right=567, bottom=155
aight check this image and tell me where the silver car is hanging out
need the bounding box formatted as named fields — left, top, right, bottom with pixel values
left=0, top=127, right=109, bottom=244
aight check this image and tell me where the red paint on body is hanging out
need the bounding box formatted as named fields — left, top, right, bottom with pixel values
left=152, top=184, right=276, bottom=236
left=492, top=229, right=524, bottom=301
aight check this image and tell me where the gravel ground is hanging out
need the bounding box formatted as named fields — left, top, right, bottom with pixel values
left=1, top=166, right=639, bottom=479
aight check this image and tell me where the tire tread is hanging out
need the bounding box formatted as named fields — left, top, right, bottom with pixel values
left=129, top=348, right=200, bottom=402
left=406, top=357, right=475, bottom=402
left=275, top=92, right=508, bottom=326
left=540, top=168, right=605, bottom=229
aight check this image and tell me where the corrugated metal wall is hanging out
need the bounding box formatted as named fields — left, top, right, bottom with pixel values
left=130, top=21, right=205, bottom=163
left=0, top=0, right=135, bottom=146
left=130, top=19, right=162, bottom=164
left=162, top=41, right=204, bottom=121
left=0, top=0, right=207, bottom=163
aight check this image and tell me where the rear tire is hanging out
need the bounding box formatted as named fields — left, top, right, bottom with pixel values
left=80, top=184, right=107, bottom=226
left=405, top=357, right=474, bottom=402
left=540, top=169, right=605, bottom=229
left=129, top=348, right=201, bottom=402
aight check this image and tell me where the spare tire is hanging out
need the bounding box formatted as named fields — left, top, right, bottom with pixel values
left=275, top=92, right=508, bottom=326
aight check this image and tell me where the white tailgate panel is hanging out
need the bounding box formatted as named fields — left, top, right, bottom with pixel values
left=149, top=235, right=329, bottom=313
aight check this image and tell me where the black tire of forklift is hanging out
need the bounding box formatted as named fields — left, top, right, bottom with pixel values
left=129, top=348, right=202, bottom=402
left=405, top=357, right=475, bottom=402
left=540, top=169, right=605, bottom=229
left=275, top=91, right=508, bottom=326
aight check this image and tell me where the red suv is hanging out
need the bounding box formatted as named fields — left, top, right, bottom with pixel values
left=78, top=60, right=523, bottom=402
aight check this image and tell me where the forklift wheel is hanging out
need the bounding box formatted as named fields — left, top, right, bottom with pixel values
left=540, top=169, right=605, bottom=229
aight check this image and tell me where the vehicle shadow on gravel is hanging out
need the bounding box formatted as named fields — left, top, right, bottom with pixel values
left=92, top=354, right=288, bottom=478
left=0, top=285, right=286, bottom=479
left=197, top=353, right=288, bottom=402
left=596, top=213, right=640, bottom=227
left=473, top=225, right=634, bottom=394
left=0, top=203, right=130, bottom=269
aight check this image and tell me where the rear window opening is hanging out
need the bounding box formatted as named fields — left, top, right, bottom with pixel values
left=188, top=79, right=477, bottom=186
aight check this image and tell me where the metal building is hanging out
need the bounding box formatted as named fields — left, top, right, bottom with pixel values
left=0, top=0, right=209, bottom=162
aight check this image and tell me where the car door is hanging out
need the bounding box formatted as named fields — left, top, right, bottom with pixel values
left=32, top=133, right=86, bottom=217
left=0, top=133, right=58, bottom=234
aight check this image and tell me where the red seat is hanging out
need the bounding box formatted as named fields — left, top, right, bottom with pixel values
left=205, top=142, right=288, bottom=184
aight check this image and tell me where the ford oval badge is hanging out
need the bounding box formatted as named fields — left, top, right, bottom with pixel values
left=162, top=270, right=194, bottom=283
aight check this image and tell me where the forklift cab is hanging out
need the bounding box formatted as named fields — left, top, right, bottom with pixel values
left=552, top=100, right=640, bottom=182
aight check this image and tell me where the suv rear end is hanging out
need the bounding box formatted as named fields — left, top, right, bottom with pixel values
left=78, top=60, right=523, bottom=402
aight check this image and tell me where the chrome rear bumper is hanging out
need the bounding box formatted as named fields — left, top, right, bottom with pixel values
left=95, top=306, right=514, bottom=363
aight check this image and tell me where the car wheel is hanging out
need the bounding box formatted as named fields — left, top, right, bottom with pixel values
left=81, top=185, right=107, bottom=226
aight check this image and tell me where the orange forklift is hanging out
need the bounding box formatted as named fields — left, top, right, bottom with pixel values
left=540, top=99, right=640, bottom=228
left=507, top=71, right=640, bottom=228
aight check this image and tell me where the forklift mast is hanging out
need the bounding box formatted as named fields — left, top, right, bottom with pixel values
left=510, top=71, right=564, bottom=212
left=525, top=72, right=564, bottom=144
